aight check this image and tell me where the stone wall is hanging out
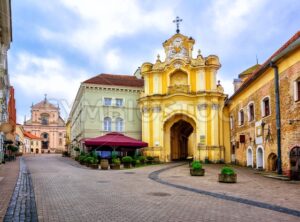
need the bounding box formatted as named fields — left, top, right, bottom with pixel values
left=229, top=60, right=300, bottom=175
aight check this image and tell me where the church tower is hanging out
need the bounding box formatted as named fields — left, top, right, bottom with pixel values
left=139, top=19, right=230, bottom=163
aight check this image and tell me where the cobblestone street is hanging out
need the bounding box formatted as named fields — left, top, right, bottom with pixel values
left=14, top=154, right=298, bottom=222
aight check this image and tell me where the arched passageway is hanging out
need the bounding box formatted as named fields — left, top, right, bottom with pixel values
left=170, top=120, right=194, bottom=160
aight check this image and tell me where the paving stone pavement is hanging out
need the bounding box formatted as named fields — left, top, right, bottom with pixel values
left=25, top=155, right=300, bottom=222
left=3, top=157, right=38, bottom=222
left=0, top=158, right=20, bottom=221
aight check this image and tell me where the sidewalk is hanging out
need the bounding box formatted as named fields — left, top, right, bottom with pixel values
left=0, top=158, right=20, bottom=221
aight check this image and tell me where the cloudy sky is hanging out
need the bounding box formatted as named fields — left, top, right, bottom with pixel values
left=8, top=0, right=300, bottom=122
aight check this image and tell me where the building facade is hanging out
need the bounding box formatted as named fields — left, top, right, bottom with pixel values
left=139, top=32, right=230, bottom=162
left=0, top=0, right=12, bottom=163
left=15, top=124, right=25, bottom=153
left=69, top=74, right=144, bottom=151
left=23, top=97, right=66, bottom=153
left=24, top=131, right=41, bottom=154
left=227, top=31, right=300, bottom=178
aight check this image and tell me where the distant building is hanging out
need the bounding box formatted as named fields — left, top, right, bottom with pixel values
left=69, top=74, right=144, bottom=151
left=23, top=96, right=66, bottom=153
left=15, top=124, right=25, bottom=153
left=23, top=131, right=41, bottom=154
left=0, top=0, right=12, bottom=163
left=227, top=31, right=300, bottom=178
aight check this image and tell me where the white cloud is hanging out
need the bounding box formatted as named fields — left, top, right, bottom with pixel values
left=37, top=0, right=176, bottom=64
left=10, top=52, right=89, bottom=116
left=105, top=49, right=121, bottom=71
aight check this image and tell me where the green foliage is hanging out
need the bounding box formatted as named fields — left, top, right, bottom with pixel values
left=111, top=151, right=118, bottom=159
left=90, top=157, right=98, bottom=164
left=191, top=161, right=202, bottom=170
left=220, top=166, right=235, bottom=175
left=7, top=145, right=18, bottom=152
left=74, top=147, right=80, bottom=152
left=91, top=151, right=97, bottom=158
left=112, top=158, right=120, bottom=165
left=78, top=155, right=85, bottom=162
left=122, top=156, right=133, bottom=163
left=138, top=156, right=146, bottom=164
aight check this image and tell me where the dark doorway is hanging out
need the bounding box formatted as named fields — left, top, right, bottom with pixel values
left=267, top=153, right=277, bottom=171
left=170, top=120, right=193, bottom=160
left=41, top=133, right=49, bottom=150
left=290, top=146, right=300, bottom=180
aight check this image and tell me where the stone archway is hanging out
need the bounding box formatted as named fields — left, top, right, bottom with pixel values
left=170, top=120, right=193, bottom=160
left=267, top=153, right=277, bottom=171
left=164, top=114, right=196, bottom=162
left=256, top=146, right=264, bottom=169
left=246, top=147, right=253, bottom=167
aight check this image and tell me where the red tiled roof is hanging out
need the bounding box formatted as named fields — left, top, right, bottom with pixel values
left=24, top=131, right=41, bottom=140
left=230, top=31, right=300, bottom=99
left=83, top=74, right=144, bottom=87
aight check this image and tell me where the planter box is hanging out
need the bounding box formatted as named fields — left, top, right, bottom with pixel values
left=190, top=169, right=205, bottom=176
left=218, top=174, right=237, bottom=183
left=110, top=164, right=120, bottom=170
left=123, top=163, right=131, bottom=168
left=100, top=159, right=109, bottom=170
left=90, top=164, right=98, bottom=169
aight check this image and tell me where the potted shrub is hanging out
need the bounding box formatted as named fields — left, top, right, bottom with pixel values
left=146, top=156, right=154, bottom=164
left=110, top=158, right=121, bottom=170
left=190, top=161, right=205, bottom=176
left=90, top=157, right=99, bottom=169
left=79, top=155, right=86, bottom=165
left=132, top=158, right=140, bottom=167
left=85, top=156, right=93, bottom=167
left=218, top=166, right=237, bottom=183
left=138, top=156, right=147, bottom=165
left=122, top=156, right=133, bottom=168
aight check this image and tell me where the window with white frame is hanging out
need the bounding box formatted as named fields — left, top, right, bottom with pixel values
left=115, top=117, right=124, bottom=132
left=103, top=117, right=112, bottom=131
left=261, top=97, right=270, bottom=117
left=248, top=103, right=255, bottom=122
left=238, top=109, right=244, bottom=126
left=294, top=78, right=300, bottom=102
left=116, top=98, right=123, bottom=107
left=230, top=116, right=234, bottom=130
left=104, top=98, right=112, bottom=106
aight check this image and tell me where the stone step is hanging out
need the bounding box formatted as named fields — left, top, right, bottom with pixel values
left=264, top=174, right=290, bottom=181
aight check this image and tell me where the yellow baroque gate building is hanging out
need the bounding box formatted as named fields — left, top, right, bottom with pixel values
left=139, top=33, right=231, bottom=163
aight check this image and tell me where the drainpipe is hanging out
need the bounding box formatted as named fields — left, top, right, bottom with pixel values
left=269, top=62, right=282, bottom=175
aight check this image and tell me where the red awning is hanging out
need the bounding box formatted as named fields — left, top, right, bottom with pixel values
left=84, top=132, right=148, bottom=147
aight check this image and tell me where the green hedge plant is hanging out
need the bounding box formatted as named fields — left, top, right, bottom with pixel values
left=122, top=156, right=133, bottom=164
left=220, top=166, right=235, bottom=175
left=191, top=161, right=202, bottom=171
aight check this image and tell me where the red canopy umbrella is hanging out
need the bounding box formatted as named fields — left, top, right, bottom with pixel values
left=84, top=132, right=148, bottom=148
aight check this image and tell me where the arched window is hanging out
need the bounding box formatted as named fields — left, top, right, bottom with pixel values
left=104, top=117, right=112, bottom=131
left=238, top=109, right=244, bottom=126
left=115, top=117, right=123, bottom=132
left=248, top=102, right=255, bottom=122
left=261, top=97, right=270, bottom=117
left=41, top=113, right=49, bottom=125
left=230, top=116, right=234, bottom=130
